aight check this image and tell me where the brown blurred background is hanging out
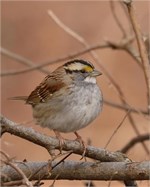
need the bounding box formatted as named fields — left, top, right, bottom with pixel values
left=1, top=1, right=149, bottom=187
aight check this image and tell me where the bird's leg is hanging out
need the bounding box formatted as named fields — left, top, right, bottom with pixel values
left=74, top=131, right=87, bottom=158
left=53, top=130, right=64, bottom=154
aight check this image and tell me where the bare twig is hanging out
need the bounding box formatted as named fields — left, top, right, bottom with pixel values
left=110, top=0, right=127, bottom=38
left=48, top=10, right=85, bottom=44
left=105, top=39, right=142, bottom=67
left=104, top=100, right=149, bottom=115
left=1, top=151, right=33, bottom=187
left=0, top=44, right=116, bottom=76
left=28, top=151, right=72, bottom=184
left=107, top=1, right=143, bottom=68
left=0, top=47, right=50, bottom=75
left=119, top=0, right=133, bottom=34
left=124, top=0, right=150, bottom=112
left=121, top=134, right=150, bottom=153
left=1, top=41, right=135, bottom=77
left=104, top=110, right=131, bottom=149
left=126, top=113, right=149, bottom=154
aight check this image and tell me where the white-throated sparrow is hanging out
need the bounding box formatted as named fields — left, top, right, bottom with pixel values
left=12, top=59, right=103, bottom=153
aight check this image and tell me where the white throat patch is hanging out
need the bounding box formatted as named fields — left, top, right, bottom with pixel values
left=84, top=76, right=96, bottom=84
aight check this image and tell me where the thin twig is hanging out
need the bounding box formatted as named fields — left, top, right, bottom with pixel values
left=119, top=1, right=134, bottom=35
left=48, top=10, right=85, bottom=44
left=105, top=39, right=142, bottom=68
left=121, top=134, right=150, bottom=153
left=1, top=151, right=33, bottom=187
left=0, top=47, right=50, bottom=75
left=127, top=113, right=149, bottom=154
left=110, top=0, right=127, bottom=38
left=104, top=100, right=149, bottom=115
left=1, top=40, right=135, bottom=77
left=28, top=151, right=73, bottom=182
left=104, top=110, right=131, bottom=149
left=0, top=44, right=113, bottom=76
left=52, top=151, right=73, bottom=170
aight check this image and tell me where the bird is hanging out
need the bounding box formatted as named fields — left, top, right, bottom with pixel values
left=11, top=59, right=103, bottom=154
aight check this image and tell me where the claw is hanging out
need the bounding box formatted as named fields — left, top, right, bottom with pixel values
left=74, top=131, right=87, bottom=159
left=53, top=130, right=64, bottom=154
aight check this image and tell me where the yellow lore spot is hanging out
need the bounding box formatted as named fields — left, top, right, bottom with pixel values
left=84, top=66, right=93, bottom=72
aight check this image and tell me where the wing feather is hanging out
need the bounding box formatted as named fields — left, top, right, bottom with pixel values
left=26, top=74, right=65, bottom=105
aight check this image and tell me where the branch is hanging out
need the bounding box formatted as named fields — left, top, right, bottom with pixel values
left=0, top=44, right=112, bottom=76
left=1, top=160, right=149, bottom=183
left=1, top=115, right=139, bottom=186
left=0, top=114, right=128, bottom=162
left=105, top=39, right=142, bottom=67
left=121, top=134, right=150, bottom=153
left=1, top=40, right=135, bottom=77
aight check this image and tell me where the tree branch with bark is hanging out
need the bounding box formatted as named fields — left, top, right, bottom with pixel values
left=1, top=115, right=149, bottom=187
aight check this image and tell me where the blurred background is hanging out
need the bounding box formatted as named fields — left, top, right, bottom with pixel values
left=1, top=1, right=149, bottom=187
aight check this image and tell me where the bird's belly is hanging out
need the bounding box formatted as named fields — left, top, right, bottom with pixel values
left=33, top=84, right=103, bottom=132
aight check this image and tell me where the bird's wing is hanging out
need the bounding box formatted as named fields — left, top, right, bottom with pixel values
left=26, top=74, right=65, bottom=106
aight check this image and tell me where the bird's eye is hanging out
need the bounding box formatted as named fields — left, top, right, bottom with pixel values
left=81, top=69, right=86, bottom=73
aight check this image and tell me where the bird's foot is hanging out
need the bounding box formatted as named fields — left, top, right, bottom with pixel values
left=53, top=130, right=65, bottom=154
left=74, top=131, right=87, bottom=160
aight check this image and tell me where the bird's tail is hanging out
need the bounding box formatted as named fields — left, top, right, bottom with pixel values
left=9, top=96, right=28, bottom=101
